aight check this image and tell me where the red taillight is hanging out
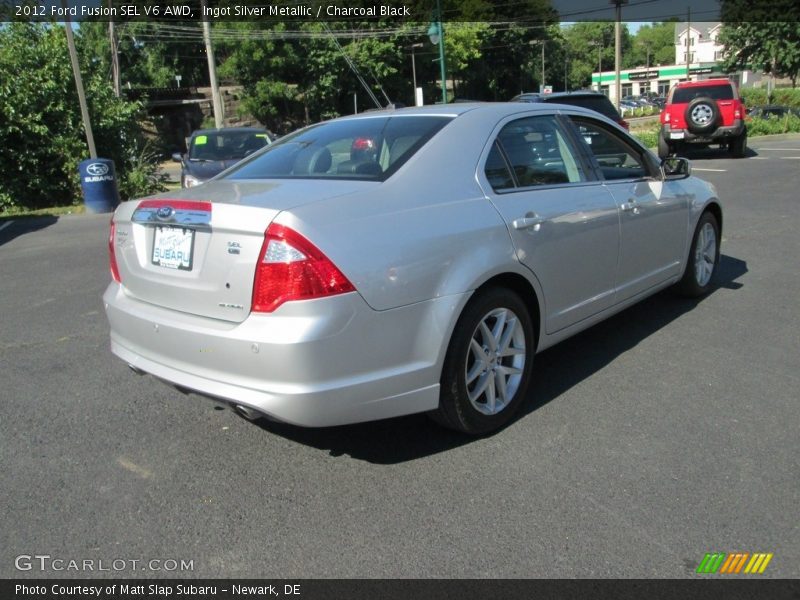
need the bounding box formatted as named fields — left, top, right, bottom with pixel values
left=252, top=224, right=355, bottom=313
left=109, top=220, right=121, bottom=283
left=618, top=118, right=630, bottom=131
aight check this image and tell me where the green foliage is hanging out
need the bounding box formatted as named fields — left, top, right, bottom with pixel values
left=631, top=124, right=661, bottom=149
left=626, top=22, right=677, bottom=69
left=740, top=87, right=800, bottom=108
left=0, top=23, right=167, bottom=211
left=78, top=22, right=208, bottom=88
left=746, top=114, right=800, bottom=135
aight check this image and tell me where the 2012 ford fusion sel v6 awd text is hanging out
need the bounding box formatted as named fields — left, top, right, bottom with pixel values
left=104, top=103, right=722, bottom=435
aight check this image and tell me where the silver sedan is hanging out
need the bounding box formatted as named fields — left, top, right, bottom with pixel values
left=104, top=103, right=722, bottom=435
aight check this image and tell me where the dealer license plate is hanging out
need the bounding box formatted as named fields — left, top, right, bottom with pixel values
left=671, top=131, right=685, bottom=139
left=152, top=226, right=195, bottom=270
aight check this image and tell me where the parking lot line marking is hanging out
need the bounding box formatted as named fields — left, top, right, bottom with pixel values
left=753, top=148, right=800, bottom=151
left=748, top=156, right=769, bottom=159
left=117, top=457, right=152, bottom=479
left=780, top=157, right=800, bottom=159
left=0, top=220, right=13, bottom=232
left=693, top=168, right=727, bottom=172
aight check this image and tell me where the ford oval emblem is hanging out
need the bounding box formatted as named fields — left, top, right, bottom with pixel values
left=86, top=163, right=109, bottom=176
left=156, top=206, right=175, bottom=220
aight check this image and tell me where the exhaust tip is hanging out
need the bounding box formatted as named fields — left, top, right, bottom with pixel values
left=233, top=405, right=265, bottom=422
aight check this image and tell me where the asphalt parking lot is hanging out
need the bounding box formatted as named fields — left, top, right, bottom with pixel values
left=1, top=135, right=798, bottom=579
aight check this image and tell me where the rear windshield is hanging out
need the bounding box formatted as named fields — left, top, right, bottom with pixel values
left=189, top=131, right=270, bottom=161
left=672, top=85, right=734, bottom=103
left=225, top=116, right=453, bottom=182
left=547, top=96, right=620, bottom=120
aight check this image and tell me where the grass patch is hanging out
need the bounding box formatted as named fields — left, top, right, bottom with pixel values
left=1, top=204, right=85, bottom=219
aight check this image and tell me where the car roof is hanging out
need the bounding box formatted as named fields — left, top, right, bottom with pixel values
left=190, top=127, right=268, bottom=136
left=674, top=78, right=733, bottom=89
left=335, top=102, right=622, bottom=128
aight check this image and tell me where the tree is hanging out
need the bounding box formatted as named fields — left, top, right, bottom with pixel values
left=718, top=22, right=800, bottom=88
left=0, top=23, right=166, bottom=211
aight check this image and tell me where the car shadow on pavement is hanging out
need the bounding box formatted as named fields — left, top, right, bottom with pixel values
left=0, top=216, right=59, bottom=247
left=252, top=254, right=748, bottom=464
left=678, top=145, right=758, bottom=160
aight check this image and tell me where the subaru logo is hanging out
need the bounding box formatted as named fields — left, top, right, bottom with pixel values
left=156, top=206, right=175, bottom=220
left=86, top=163, right=109, bottom=176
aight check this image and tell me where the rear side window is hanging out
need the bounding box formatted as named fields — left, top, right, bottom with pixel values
left=672, top=85, right=734, bottom=103
left=486, top=115, right=583, bottom=191
left=225, top=116, right=452, bottom=181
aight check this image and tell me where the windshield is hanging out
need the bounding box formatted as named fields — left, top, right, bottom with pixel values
left=188, top=131, right=270, bottom=161
left=224, top=115, right=453, bottom=182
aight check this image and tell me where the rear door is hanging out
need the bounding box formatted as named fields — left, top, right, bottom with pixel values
left=479, top=114, right=621, bottom=334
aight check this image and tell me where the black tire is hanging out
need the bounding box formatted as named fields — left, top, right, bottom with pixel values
left=657, top=132, right=671, bottom=159
left=676, top=211, right=720, bottom=297
left=730, top=130, right=747, bottom=158
left=431, top=287, right=535, bottom=435
left=685, top=96, right=720, bottom=134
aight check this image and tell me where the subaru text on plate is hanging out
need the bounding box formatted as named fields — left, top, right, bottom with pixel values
left=105, top=103, right=722, bottom=435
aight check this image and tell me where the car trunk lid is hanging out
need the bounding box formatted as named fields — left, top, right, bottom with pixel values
left=112, top=179, right=374, bottom=323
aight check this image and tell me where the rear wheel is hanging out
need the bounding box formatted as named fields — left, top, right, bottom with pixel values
left=432, top=287, right=535, bottom=435
left=677, top=212, right=720, bottom=297
left=730, top=131, right=747, bottom=158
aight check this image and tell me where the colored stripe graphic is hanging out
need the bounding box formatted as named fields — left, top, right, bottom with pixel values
left=697, top=553, right=726, bottom=574
left=744, top=553, right=773, bottom=574
left=698, top=552, right=773, bottom=574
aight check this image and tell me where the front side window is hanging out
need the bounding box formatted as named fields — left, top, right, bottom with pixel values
left=225, top=116, right=452, bottom=182
left=484, top=116, right=583, bottom=192
left=569, top=118, right=648, bottom=181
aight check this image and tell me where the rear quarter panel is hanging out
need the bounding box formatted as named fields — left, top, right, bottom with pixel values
left=280, top=110, right=530, bottom=313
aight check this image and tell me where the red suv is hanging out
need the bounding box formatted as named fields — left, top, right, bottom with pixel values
left=659, top=79, right=747, bottom=158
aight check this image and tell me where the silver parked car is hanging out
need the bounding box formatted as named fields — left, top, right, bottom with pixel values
left=105, top=103, right=722, bottom=435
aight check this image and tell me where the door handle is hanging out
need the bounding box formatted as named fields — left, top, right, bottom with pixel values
left=621, top=200, right=640, bottom=214
left=512, top=213, right=543, bottom=231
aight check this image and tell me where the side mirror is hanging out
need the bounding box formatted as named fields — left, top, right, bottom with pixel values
left=171, top=152, right=183, bottom=163
left=661, top=156, right=691, bottom=180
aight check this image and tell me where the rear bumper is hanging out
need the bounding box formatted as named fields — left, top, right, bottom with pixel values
left=104, top=283, right=468, bottom=427
left=662, top=121, right=745, bottom=144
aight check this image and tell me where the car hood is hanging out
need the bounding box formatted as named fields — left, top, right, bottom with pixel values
left=183, top=159, right=241, bottom=181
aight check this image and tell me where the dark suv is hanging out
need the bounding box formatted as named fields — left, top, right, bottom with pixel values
left=511, top=91, right=629, bottom=130
left=659, top=79, right=746, bottom=158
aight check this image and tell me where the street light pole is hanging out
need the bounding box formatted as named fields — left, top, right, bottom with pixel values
left=427, top=0, right=448, bottom=104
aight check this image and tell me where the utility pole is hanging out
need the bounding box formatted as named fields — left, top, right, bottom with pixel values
left=406, top=43, right=423, bottom=104
left=109, top=0, right=120, bottom=97
left=685, top=7, right=692, bottom=81
left=541, top=41, right=546, bottom=92
left=611, top=0, right=626, bottom=110
left=62, top=0, right=97, bottom=158
left=590, top=41, right=603, bottom=92
left=201, top=0, right=223, bottom=128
